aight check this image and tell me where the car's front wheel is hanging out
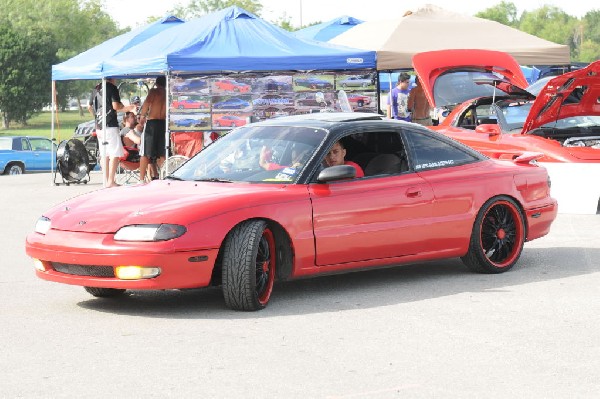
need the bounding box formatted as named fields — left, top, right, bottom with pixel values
left=462, top=196, right=525, bottom=273
left=222, top=220, right=276, bottom=311
left=84, top=287, right=126, bottom=297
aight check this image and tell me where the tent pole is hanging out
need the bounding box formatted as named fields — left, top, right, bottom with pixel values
left=165, top=71, right=171, bottom=177
left=50, top=80, right=56, bottom=185
left=101, top=78, right=107, bottom=187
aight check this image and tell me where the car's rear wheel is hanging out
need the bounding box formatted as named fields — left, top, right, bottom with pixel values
left=84, top=287, right=126, bottom=297
left=6, top=163, right=24, bottom=175
left=222, top=220, right=276, bottom=311
left=462, top=196, right=525, bottom=273
left=357, top=100, right=364, bottom=107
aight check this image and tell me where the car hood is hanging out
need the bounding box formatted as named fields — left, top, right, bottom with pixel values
left=412, top=49, right=530, bottom=108
left=43, top=180, right=305, bottom=234
left=522, top=60, right=600, bottom=133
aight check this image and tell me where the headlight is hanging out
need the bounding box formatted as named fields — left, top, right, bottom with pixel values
left=34, top=216, right=51, bottom=235
left=114, top=224, right=186, bottom=241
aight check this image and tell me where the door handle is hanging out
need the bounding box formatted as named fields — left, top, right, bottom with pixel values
left=406, top=187, right=422, bottom=198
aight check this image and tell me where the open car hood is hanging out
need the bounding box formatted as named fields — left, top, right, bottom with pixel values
left=412, top=49, right=530, bottom=108
left=522, top=60, right=600, bottom=132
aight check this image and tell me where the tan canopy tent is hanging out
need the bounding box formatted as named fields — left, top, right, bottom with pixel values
left=329, top=4, right=571, bottom=69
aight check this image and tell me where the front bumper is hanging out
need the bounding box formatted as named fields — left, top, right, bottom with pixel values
left=26, top=229, right=218, bottom=290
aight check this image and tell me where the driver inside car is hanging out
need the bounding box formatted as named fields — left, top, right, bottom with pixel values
left=324, top=140, right=364, bottom=178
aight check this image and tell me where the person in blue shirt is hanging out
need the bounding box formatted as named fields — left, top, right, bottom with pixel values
left=386, top=72, right=412, bottom=122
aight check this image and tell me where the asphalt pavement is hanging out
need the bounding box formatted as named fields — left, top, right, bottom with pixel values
left=1, top=172, right=599, bottom=398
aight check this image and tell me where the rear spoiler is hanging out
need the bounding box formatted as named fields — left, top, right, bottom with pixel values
left=513, top=152, right=544, bottom=164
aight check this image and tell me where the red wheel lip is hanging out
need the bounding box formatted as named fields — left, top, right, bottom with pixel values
left=257, top=228, right=276, bottom=305
left=478, top=200, right=524, bottom=268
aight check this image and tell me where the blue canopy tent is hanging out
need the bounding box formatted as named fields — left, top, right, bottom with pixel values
left=49, top=15, right=184, bottom=186
left=293, top=16, right=363, bottom=42
left=57, top=7, right=376, bottom=180
left=101, top=7, right=376, bottom=77
left=51, top=15, right=184, bottom=81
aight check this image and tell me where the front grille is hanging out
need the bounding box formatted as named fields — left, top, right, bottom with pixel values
left=52, top=263, right=115, bottom=278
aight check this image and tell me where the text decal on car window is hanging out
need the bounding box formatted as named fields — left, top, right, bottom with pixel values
left=415, top=160, right=455, bottom=170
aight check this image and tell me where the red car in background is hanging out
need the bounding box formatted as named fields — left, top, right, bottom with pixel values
left=171, top=99, right=210, bottom=109
left=214, top=115, right=246, bottom=127
left=214, top=79, right=251, bottom=93
left=347, top=93, right=372, bottom=107
left=413, top=49, right=600, bottom=163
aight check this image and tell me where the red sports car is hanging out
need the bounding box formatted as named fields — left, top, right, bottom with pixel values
left=347, top=93, right=372, bottom=107
left=214, top=79, right=251, bottom=93
left=171, top=99, right=209, bottom=109
left=413, top=49, right=600, bottom=163
left=214, top=115, right=246, bottom=127
left=26, top=113, right=557, bottom=311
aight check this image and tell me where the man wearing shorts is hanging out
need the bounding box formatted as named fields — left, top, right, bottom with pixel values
left=88, top=78, right=137, bottom=187
left=138, top=76, right=167, bottom=181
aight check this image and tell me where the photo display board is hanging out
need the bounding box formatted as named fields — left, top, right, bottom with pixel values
left=169, top=71, right=378, bottom=135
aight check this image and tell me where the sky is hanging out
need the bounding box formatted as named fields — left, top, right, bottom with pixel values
left=104, top=0, right=596, bottom=30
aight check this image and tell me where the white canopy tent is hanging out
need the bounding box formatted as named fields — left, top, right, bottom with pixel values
left=329, top=4, right=571, bottom=70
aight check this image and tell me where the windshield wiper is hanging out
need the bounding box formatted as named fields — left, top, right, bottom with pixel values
left=165, top=175, right=184, bottom=181
left=194, top=177, right=233, bottom=183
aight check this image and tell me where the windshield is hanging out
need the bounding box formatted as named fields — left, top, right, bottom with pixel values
left=542, top=115, right=600, bottom=129
left=526, top=76, right=553, bottom=96
left=496, top=100, right=534, bottom=132
left=172, top=125, right=327, bottom=183
left=434, top=70, right=514, bottom=107
left=496, top=99, right=600, bottom=133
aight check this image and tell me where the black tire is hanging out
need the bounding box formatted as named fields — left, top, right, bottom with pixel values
left=222, top=220, right=276, bottom=311
left=462, top=196, right=525, bottom=273
left=357, top=100, right=364, bottom=107
left=178, top=105, right=184, bottom=109
left=6, top=163, right=24, bottom=175
left=84, top=287, right=126, bottom=297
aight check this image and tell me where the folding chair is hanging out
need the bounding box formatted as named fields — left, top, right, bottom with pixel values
left=116, top=146, right=144, bottom=185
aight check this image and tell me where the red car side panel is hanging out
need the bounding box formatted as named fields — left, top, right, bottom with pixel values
left=309, top=174, right=437, bottom=265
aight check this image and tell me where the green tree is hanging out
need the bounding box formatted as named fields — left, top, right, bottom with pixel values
left=171, top=0, right=263, bottom=20
left=273, top=12, right=295, bottom=31
left=3, top=0, right=123, bottom=116
left=475, top=1, right=519, bottom=27
left=0, top=24, right=57, bottom=128
left=519, top=6, right=578, bottom=58
left=576, top=10, right=600, bottom=61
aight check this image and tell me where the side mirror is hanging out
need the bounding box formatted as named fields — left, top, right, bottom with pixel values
left=317, top=165, right=356, bottom=182
left=475, top=124, right=501, bottom=136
